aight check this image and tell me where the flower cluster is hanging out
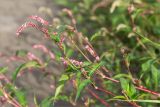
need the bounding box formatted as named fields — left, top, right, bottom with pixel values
left=27, top=52, right=43, bottom=65
left=16, top=16, right=49, bottom=38
left=60, top=57, right=83, bottom=66
left=29, top=15, right=49, bottom=25
left=85, top=45, right=100, bottom=61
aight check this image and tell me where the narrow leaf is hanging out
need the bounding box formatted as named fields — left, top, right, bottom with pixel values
left=54, top=74, right=69, bottom=100
left=120, top=78, right=128, bottom=91
left=75, top=79, right=91, bottom=101
left=12, top=61, right=40, bottom=81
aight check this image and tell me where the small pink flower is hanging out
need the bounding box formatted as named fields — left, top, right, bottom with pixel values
left=48, top=51, right=55, bottom=60
left=85, top=45, right=100, bottom=61
left=53, top=32, right=58, bottom=35
left=33, top=44, right=48, bottom=53
left=27, top=52, right=43, bottom=65
left=95, top=56, right=100, bottom=61
left=58, top=36, right=65, bottom=49
left=40, top=27, right=50, bottom=38
left=62, top=8, right=72, bottom=17
left=29, top=15, right=49, bottom=25
left=50, top=84, right=55, bottom=89
left=60, top=57, right=68, bottom=66
left=6, top=56, right=25, bottom=62
left=60, top=57, right=83, bottom=66
left=70, top=59, right=83, bottom=66
left=16, top=22, right=38, bottom=36
left=16, top=22, right=50, bottom=38
left=62, top=8, right=76, bottom=25
left=85, top=45, right=95, bottom=56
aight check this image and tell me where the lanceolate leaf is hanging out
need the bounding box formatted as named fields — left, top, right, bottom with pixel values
left=54, top=85, right=64, bottom=100
left=135, top=32, right=160, bottom=47
left=90, top=31, right=101, bottom=41
left=12, top=61, right=40, bottom=81
left=54, top=74, right=69, bottom=100
left=40, top=97, right=52, bottom=107
left=120, top=78, right=128, bottom=91
left=75, top=79, right=91, bottom=101
left=88, top=62, right=104, bottom=77
left=128, top=83, right=136, bottom=98
left=151, top=65, right=159, bottom=90
left=112, top=96, right=126, bottom=100
left=141, top=59, right=154, bottom=72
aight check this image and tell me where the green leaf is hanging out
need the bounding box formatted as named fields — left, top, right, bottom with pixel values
left=54, top=74, right=69, bottom=100
left=55, top=95, right=69, bottom=101
left=128, top=84, right=136, bottom=98
left=66, top=49, right=74, bottom=57
left=51, top=34, right=60, bottom=42
left=82, top=61, right=92, bottom=67
left=90, top=31, right=101, bottom=41
left=135, top=32, right=160, bottom=47
left=59, top=74, right=69, bottom=82
left=111, top=95, right=126, bottom=100
left=112, top=96, right=125, bottom=99
left=120, top=78, right=129, bottom=91
left=88, top=62, right=104, bottom=77
left=151, top=65, right=159, bottom=90
left=12, top=61, right=40, bottom=81
left=15, top=91, right=27, bottom=106
left=54, top=84, right=64, bottom=100
left=40, top=97, right=52, bottom=107
left=83, top=0, right=94, bottom=9
left=113, top=74, right=132, bottom=80
left=141, top=59, right=153, bottom=72
left=6, top=84, right=27, bottom=106
left=0, top=67, right=8, bottom=74
left=75, top=79, right=91, bottom=101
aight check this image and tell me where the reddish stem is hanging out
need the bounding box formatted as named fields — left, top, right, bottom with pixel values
left=96, top=87, right=115, bottom=96
left=135, top=86, right=160, bottom=97
left=87, top=89, right=110, bottom=107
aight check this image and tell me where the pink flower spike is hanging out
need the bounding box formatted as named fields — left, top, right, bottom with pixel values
left=85, top=45, right=100, bottom=61
left=95, top=56, right=100, bottom=61
left=29, top=15, right=49, bottom=25
left=70, top=59, right=83, bottom=66
left=48, top=51, right=55, bottom=60
left=6, top=56, right=24, bottom=63
left=27, top=52, right=43, bottom=65
left=33, top=44, right=48, bottom=53
left=16, top=22, right=38, bottom=36
left=40, top=27, right=50, bottom=38
left=60, top=57, right=83, bottom=66
left=60, top=57, right=68, bottom=66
